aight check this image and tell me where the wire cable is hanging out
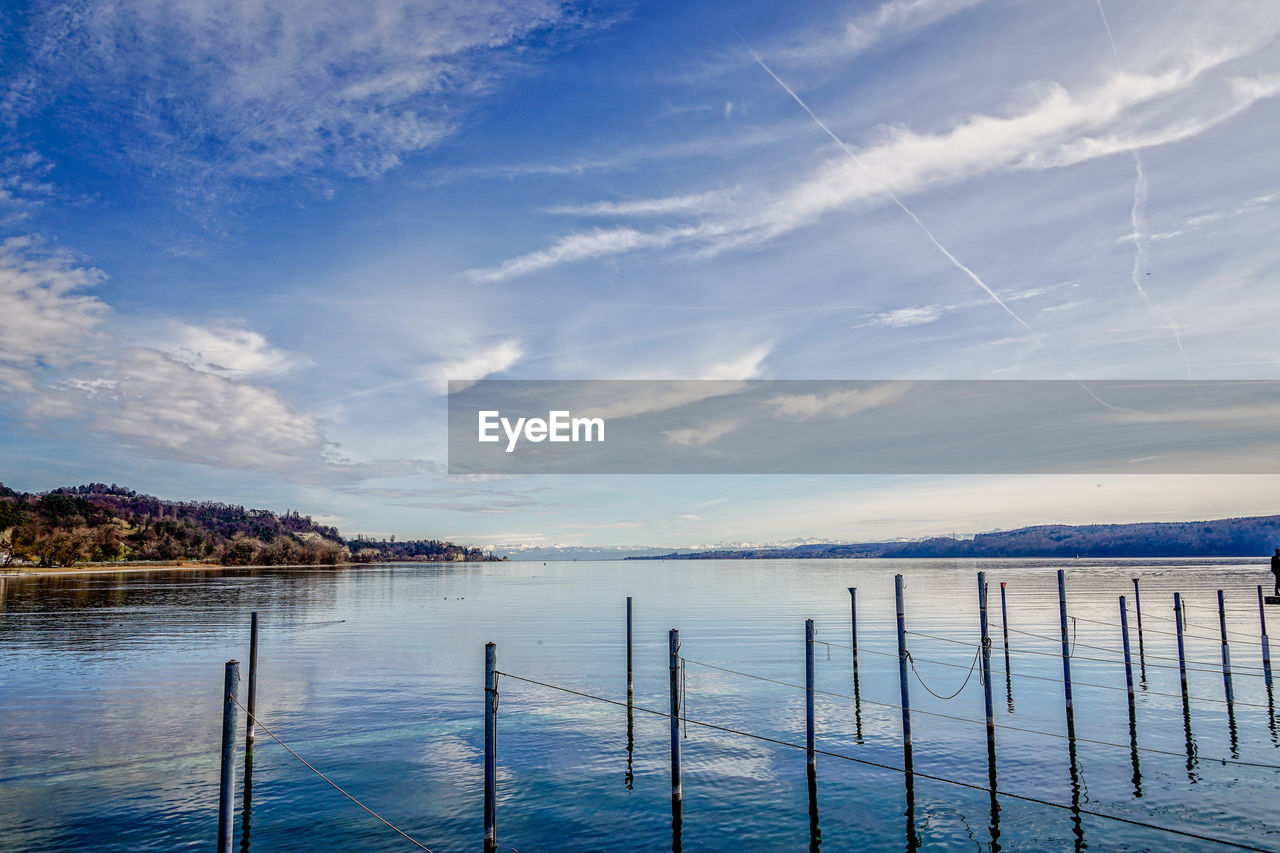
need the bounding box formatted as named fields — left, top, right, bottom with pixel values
left=229, top=695, right=435, bottom=852
left=494, top=672, right=1273, bottom=851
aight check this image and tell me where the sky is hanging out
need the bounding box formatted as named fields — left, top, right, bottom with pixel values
left=1, top=0, right=1278, bottom=552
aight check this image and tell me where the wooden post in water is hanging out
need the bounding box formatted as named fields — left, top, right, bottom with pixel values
left=1056, top=570, right=1074, bottom=726
left=1218, top=590, right=1234, bottom=704
left=978, top=572, right=994, bottom=732
left=217, top=660, right=240, bottom=853
left=894, top=575, right=913, bottom=769
left=484, top=642, right=497, bottom=853
left=848, top=587, right=859, bottom=666
left=1260, top=585, right=1273, bottom=688
left=669, top=629, right=682, bottom=804
left=245, top=612, right=258, bottom=747
left=806, top=619, right=816, bottom=771
left=626, top=597, right=633, bottom=696
left=1174, top=593, right=1189, bottom=696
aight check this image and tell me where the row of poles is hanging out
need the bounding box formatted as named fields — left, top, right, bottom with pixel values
left=208, top=576, right=1273, bottom=850
left=481, top=573, right=1275, bottom=852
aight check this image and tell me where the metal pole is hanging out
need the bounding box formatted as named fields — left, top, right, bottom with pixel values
left=999, top=581, right=1009, bottom=646
left=1260, top=585, right=1274, bottom=688
left=217, top=660, right=240, bottom=853
left=806, top=618, right=816, bottom=769
left=895, top=575, right=913, bottom=767
left=1174, top=593, right=1189, bottom=696
left=626, top=597, right=633, bottom=696
left=1132, top=577, right=1143, bottom=638
left=978, top=572, right=994, bottom=732
left=245, top=612, right=258, bottom=747
left=484, top=642, right=497, bottom=853
left=1057, top=570, right=1074, bottom=721
left=1218, top=590, right=1234, bottom=704
left=848, top=587, right=858, bottom=665
left=1119, top=596, right=1134, bottom=698
left=669, top=628, right=682, bottom=803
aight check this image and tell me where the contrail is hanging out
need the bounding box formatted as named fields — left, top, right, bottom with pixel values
left=736, top=36, right=1042, bottom=343
left=735, top=31, right=1128, bottom=413
left=1093, top=0, right=1197, bottom=380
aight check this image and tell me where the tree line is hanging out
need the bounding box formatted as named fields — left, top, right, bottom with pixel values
left=0, top=483, right=495, bottom=567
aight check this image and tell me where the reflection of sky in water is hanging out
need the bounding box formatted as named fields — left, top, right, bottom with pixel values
left=1, top=559, right=1278, bottom=851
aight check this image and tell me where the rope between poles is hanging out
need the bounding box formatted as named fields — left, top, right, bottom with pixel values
left=228, top=695, right=435, bottom=853
left=492, top=672, right=1272, bottom=852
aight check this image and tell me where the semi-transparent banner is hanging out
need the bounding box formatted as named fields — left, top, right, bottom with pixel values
left=447, top=380, right=1280, bottom=474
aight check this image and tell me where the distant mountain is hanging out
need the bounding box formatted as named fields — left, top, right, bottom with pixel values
left=0, top=483, right=496, bottom=567
left=628, top=514, right=1280, bottom=560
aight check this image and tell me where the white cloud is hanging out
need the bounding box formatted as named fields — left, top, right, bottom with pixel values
left=867, top=305, right=944, bottom=327
left=663, top=420, right=740, bottom=448
left=472, top=40, right=1280, bottom=281
left=775, top=0, right=993, bottom=65
left=23, top=0, right=585, bottom=185
left=469, top=225, right=723, bottom=282
left=422, top=339, right=523, bottom=395
left=164, top=322, right=302, bottom=378
left=545, top=191, right=730, bottom=218
left=767, top=383, right=911, bottom=420
left=0, top=236, right=428, bottom=483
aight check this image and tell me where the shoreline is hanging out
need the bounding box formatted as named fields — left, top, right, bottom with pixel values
left=0, top=561, right=356, bottom=578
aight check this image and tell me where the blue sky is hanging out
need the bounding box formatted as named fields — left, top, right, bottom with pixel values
left=1, top=0, right=1278, bottom=551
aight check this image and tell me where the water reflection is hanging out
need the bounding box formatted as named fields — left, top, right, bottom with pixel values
left=238, top=748, right=254, bottom=853
left=1182, top=693, right=1200, bottom=784
left=903, top=771, right=921, bottom=852
left=1066, top=723, right=1085, bottom=852
left=670, top=793, right=682, bottom=853
left=807, top=763, right=821, bottom=853
left=1126, top=697, right=1142, bottom=799
left=625, top=693, right=635, bottom=790
left=986, top=728, right=1001, bottom=853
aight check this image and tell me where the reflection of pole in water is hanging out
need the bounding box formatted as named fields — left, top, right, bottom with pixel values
left=625, top=693, right=635, bottom=790
left=1267, top=680, right=1278, bottom=748
left=1174, top=594, right=1199, bottom=782
left=239, top=748, right=254, bottom=853
left=807, top=762, right=822, bottom=853
left=1258, top=585, right=1273, bottom=689
left=1127, top=697, right=1142, bottom=799
left=852, top=658, right=864, bottom=743
left=1066, top=724, right=1084, bottom=852
left=1119, top=596, right=1141, bottom=799
left=904, top=770, right=921, bottom=852
left=986, top=726, right=1001, bottom=853
left=671, top=793, right=683, bottom=853
left=849, top=587, right=864, bottom=742
left=1181, top=691, right=1199, bottom=783
left=1218, top=590, right=1239, bottom=758
left=1003, top=643, right=1014, bottom=714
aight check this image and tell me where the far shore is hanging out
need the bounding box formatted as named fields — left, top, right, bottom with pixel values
left=0, top=558, right=501, bottom=579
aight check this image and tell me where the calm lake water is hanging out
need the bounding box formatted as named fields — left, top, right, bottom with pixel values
left=2, top=558, right=1279, bottom=851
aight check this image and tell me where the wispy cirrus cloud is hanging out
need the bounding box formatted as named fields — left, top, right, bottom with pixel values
left=772, top=0, right=993, bottom=65
left=468, top=37, right=1280, bottom=282
left=18, top=0, right=595, bottom=191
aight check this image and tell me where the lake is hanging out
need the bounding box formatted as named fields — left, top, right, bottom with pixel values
left=2, top=558, right=1278, bottom=851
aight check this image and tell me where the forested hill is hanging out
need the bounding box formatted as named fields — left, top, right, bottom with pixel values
left=0, top=483, right=495, bottom=567
left=630, top=514, right=1280, bottom=560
